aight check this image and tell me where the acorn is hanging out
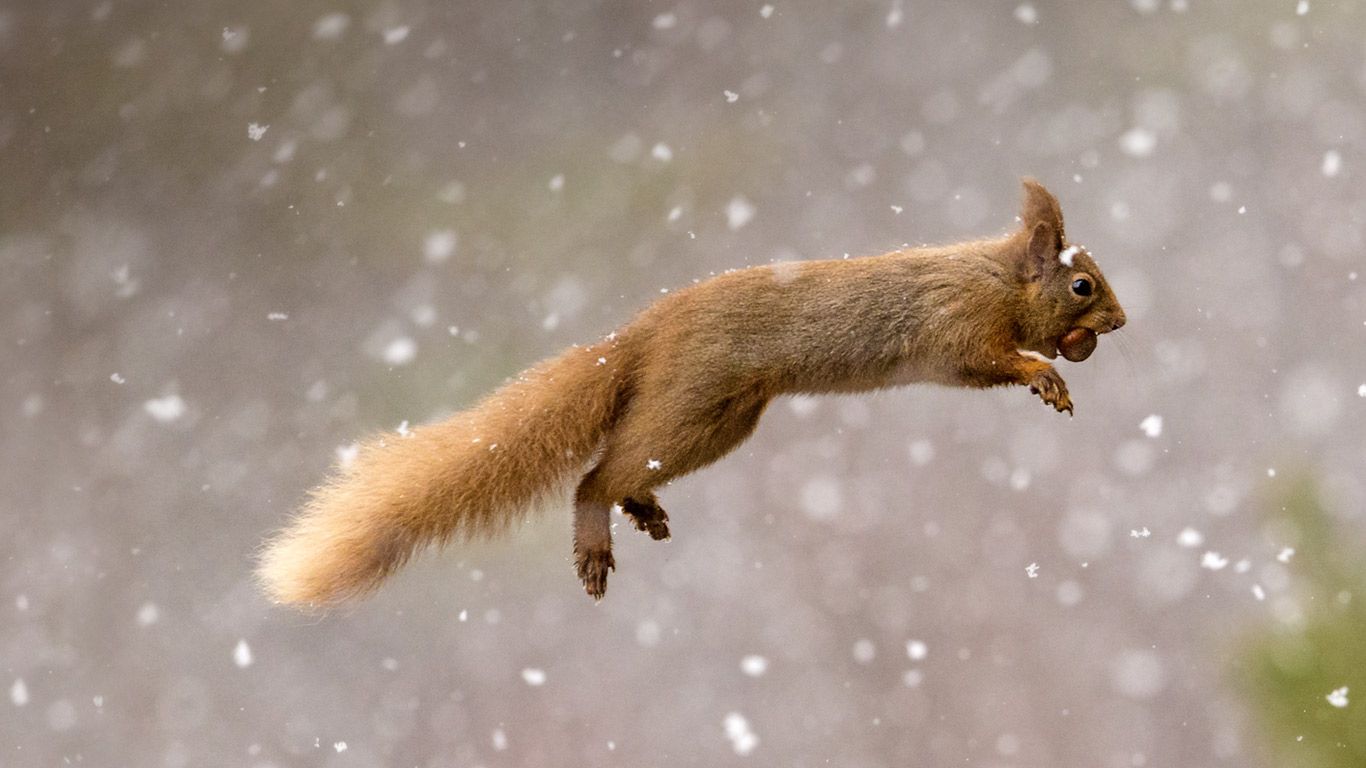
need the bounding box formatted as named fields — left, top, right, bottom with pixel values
left=1058, top=327, right=1097, bottom=362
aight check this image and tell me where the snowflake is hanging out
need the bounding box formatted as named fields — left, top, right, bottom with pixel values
left=1176, top=527, right=1204, bottom=548
left=1200, top=551, right=1229, bottom=571
left=233, top=639, right=253, bottom=668
left=1139, top=414, right=1163, bottom=438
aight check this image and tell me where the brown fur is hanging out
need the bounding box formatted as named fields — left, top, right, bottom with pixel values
left=257, top=179, right=1126, bottom=606
left=256, top=340, right=630, bottom=605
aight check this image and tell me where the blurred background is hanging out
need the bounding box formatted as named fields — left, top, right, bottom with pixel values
left=2, top=1, right=1364, bottom=765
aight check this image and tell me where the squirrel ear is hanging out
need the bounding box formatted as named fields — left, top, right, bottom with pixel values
left=1023, top=221, right=1058, bottom=281
left=1020, top=178, right=1065, bottom=242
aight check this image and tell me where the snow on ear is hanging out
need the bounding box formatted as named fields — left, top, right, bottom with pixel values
left=1020, top=178, right=1065, bottom=244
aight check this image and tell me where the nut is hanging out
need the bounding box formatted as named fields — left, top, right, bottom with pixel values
left=1058, top=327, right=1097, bottom=362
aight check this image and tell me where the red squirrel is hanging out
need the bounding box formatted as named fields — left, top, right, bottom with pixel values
left=257, top=179, right=1126, bottom=606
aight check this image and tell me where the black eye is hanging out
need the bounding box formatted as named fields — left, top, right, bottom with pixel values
left=1071, top=278, right=1093, bottom=297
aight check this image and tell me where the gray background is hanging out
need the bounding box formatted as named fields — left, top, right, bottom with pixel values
left=3, top=1, right=1364, bottom=766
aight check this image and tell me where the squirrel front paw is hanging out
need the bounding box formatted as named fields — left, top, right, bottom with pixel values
left=1028, top=367, right=1073, bottom=416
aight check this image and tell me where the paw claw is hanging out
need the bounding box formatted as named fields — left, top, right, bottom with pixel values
left=643, top=519, right=671, bottom=541
left=622, top=498, right=671, bottom=541
left=1028, top=367, right=1073, bottom=417
left=575, top=549, right=614, bottom=601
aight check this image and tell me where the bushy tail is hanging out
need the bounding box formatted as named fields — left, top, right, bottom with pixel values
left=256, top=342, right=626, bottom=608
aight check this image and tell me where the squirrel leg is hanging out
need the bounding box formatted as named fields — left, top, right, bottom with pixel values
left=571, top=488, right=614, bottom=601
left=622, top=494, right=670, bottom=541
left=579, top=386, right=770, bottom=548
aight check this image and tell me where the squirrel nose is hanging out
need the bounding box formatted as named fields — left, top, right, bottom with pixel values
left=1109, top=314, right=1126, bottom=332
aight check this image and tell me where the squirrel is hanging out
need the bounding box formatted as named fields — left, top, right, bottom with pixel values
left=257, top=179, right=1126, bottom=606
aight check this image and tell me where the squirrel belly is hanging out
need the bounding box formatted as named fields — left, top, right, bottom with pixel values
left=257, top=178, right=1127, bottom=606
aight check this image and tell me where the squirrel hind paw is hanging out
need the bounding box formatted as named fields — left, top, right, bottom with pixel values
left=575, top=549, right=615, bottom=601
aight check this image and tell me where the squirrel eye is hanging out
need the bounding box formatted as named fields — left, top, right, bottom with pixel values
left=1071, top=277, right=1093, bottom=297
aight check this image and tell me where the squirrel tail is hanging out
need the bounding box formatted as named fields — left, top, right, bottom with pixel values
left=256, top=342, right=626, bottom=608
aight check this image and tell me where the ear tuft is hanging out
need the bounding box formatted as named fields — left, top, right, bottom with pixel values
left=1023, top=221, right=1057, bottom=282
left=1020, top=178, right=1065, bottom=245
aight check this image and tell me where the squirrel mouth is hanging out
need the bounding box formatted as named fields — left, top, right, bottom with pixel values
left=1057, top=327, right=1098, bottom=362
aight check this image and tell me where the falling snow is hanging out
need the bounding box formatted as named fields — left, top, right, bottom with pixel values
left=8, top=5, right=1363, bottom=766
left=1139, top=414, right=1163, bottom=438
left=143, top=394, right=187, bottom=423
left=1321, top=150, right=1342, bottom=177
left=10, top=679, right=28, bottom=707
left=906, top=640, right=928, bottom=661
left=726, top=196, right=755, bottom=229
left=886, top=1, right=905, bottom=29
left=1177, top=528, right=1205, bottom=548
left=424, top=229, right=458, bottom=263
left=136, top=602, right=160, bottom=626
left=312, top=13, right=350, bottom=40
left=1119, top=127, right=1157, bottom=157
left=1326, top=686, right=1349, bottom=708
left=1200, top=552, right=1229, bottom=571
left=382, top=337, right=417, bottom=366
left=740, top=655, right=769, bottom=677
left=723, top=712, right=759, bottom=756
left=233, top=639, right=254, bottom=668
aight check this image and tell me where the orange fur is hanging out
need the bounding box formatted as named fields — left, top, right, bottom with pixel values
left=258, top=179, right=1126, bottom=606
left=257, top=340, right=630, bottom=606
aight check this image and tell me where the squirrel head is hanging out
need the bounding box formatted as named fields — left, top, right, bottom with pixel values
left=1013, top=179, right=1127, bottom=361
